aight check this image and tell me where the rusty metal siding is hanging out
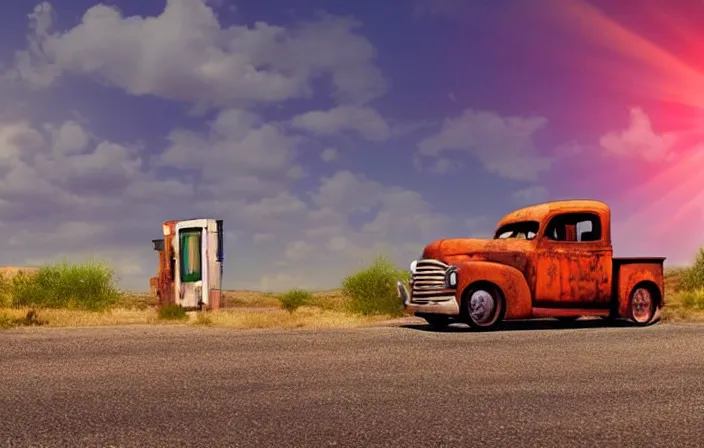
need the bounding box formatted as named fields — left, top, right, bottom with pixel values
left=152, top=220, right=178, bottom=306
left=533, top=243, right=613, bottom=307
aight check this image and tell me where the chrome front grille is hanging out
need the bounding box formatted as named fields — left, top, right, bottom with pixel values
left=411, top=259, right=454, bottom=301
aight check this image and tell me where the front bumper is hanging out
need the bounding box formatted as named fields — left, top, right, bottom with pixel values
left=397, top=281, right=460, bottom=316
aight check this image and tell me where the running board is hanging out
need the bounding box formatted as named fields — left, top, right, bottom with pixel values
left=531, top=307, right=610, bottom=318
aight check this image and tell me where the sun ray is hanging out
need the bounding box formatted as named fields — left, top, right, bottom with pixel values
left=543, top=0, right=704, bottom=110
left=615, top=148, right=704, bottom=234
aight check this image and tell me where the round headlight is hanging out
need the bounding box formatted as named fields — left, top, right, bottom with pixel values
left=410, top=260, right=418, bottom=273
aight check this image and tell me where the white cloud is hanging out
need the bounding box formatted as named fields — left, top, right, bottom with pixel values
left=0, top=3, right=532, bottom=294
left=284, top=240, right=314, bottom=261
left=511, top=185, right=549, bottom=205
left=160, top=108, right=302, bottom=197
left=321, top=147, right=339, bottom=162
left=252, top=233, right=273, bottom=244
left=9, top=1, right=387, bottom=107
left=417, top=108, right=552, bottom=181
left=310, top=170, right=452, bottom=244
left=464, top=215, right=493, bottom=238
left=599, top=107, right=677, bottom=162
left=45, top=120, right=89, bottom=155
left=0, top=117, right=198, bottom=289
left=201, top=168, right=455, bottom=291
left=311, top=170, right=382, bottom=213
left=292, top=106, right=390, bottom=141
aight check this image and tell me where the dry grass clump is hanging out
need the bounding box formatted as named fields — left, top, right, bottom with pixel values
left=662, top=256, right=704, bottom=322
left=192, top=307, right=390, bottom=330
left=1, top=307, right=156, bottom=328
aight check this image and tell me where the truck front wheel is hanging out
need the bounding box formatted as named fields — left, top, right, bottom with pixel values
left=462, top=284, right=505, bottom=331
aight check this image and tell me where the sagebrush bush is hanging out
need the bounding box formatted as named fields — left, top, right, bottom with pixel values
left=0, top=274, right=11, bottom=308
left=342, top=255, right=409, bottom=316
left=680, top=288, right=704, bottom=310
left=158, top=303, right=188, bottom=320
left=680, top=248, right=704, bottom=292
left=279, top=289, right=313, bottom=313
left=194, top=312, right=213, bottom=326
left=10, top=261, right=121, bottom=311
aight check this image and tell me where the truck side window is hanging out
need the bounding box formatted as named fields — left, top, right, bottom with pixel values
left=545, top=213, right=601, bottom=242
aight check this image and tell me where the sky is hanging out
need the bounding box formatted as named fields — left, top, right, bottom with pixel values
left=0, top=0, right=702, bottom=292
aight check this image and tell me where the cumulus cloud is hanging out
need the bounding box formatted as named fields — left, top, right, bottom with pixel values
left=310, top=170, right=452, bottom=242
left=8, top=1, right=388, bottom=107
left=511, top=186, right=549, bottom=205
left=0, top=118, right=198, bottom=286
left=0, top=108, right=459, bottom=292
left=320, top=147, right=339, bottom=162
left=160, top=108, right=303, bottom=198
left=1, top=1, right=579, bottom=293
left=292, top=106, right=391, bottom=141
left=599, top=107, right=677, bottom=162
left=416, top=109, right=552, bottom=181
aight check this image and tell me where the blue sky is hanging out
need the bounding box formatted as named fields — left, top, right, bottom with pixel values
left=0, top=0, right=702, bottom=291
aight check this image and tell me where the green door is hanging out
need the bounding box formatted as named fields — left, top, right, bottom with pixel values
left=179, top=229, right=202, bottom=283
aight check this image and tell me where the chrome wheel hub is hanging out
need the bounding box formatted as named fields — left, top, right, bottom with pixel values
left=631, top=287, right=653, bottom=323
left=469, top=290, right=496, bottom=325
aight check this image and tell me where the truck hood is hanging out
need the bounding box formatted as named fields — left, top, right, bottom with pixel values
left=422, top=238, right=535, bottom=272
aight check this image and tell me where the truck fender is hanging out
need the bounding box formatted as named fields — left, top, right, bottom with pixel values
left=456, top=261, right=532, bottom=320
left=616, top=264, right=663, bottom=319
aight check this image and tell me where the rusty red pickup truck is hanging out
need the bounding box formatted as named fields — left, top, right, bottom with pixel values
left=397, top=200, right=665, bottom=330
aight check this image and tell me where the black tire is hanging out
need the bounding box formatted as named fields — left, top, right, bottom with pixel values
left=423, top=315, right=451, bottom=330
left=461, top=284, right=505, bottom=331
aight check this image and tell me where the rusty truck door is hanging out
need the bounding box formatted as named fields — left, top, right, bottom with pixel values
left=535, top=212, right=612, bottom=307
left=534, top=243, right=566, bottom=306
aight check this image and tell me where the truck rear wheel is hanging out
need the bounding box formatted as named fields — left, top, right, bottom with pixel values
left=462, top=285, right=505, bottom=331
left=629, top=285, right=656, bottom=325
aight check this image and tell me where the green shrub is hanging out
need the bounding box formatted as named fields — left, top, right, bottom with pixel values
left=0, top=273, right=11, bottom=308
left=680, top=288, right=704, bottom=310
left=157, top=303, right=188, bottom=321
left=279, top=289, right=313, bottom=313
left=680, top=248, right=704, bottom=291
left=10, top=260, right=121, bottom=311
left=342, top=255, right=409, bottom=316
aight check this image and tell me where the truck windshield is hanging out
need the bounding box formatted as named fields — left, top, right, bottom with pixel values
left=494, top=221, right=540, bottom=240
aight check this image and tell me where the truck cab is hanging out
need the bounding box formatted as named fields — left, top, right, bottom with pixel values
left=398, top=200, right=664, bottom=330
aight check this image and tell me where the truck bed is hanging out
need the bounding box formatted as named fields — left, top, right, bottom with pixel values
left=612, top=257, right=666, bottom=266
left=611, top=257, right=666, bottom=318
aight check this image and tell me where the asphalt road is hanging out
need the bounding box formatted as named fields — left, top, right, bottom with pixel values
left=2, top=320, right=704, bottom=448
